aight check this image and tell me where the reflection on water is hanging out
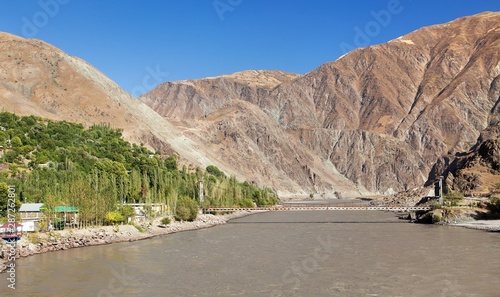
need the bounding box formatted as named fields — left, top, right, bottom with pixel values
left=2, top=211, right=500, bottom=296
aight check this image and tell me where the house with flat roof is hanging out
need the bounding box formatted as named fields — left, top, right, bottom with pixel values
left=19, top=203, right=44, bottom=232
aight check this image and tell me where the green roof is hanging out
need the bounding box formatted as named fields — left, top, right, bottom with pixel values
left=40, top=206, right=79, bottom=212
left=55, top=206, right=79, bottom=212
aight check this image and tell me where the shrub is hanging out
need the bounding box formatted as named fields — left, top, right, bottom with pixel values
left=206, top=165, right=226, bottom=179
left=161, top=217, right=171, bottom=225
left=488, top=196, right=500, bottom=213
left=444, top=191, right=463, bottom=207
left=119, top=205, right=134, bottom=221
left=432, top=213, right=442, bottom=223
left=3, top=150, right=19, bottom=163
left=239, top=198, right=255, bottom=208
left=105, top=211, right=124, bottom=225
left=175, top=197, right=199, bottom=221
left=494, top=182, right=500, bottom=192
left=431, top=202, right=442, bottom=210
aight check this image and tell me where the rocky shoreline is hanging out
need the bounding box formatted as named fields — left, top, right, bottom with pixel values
left=414, top=206, right=500, bottom=232
left=450, top=220, right=500, bottom=232
left=0, top=210, right=266, bottom=273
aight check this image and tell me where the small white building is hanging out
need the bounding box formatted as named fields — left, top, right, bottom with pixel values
left=125, top=203, right=167, bottom=222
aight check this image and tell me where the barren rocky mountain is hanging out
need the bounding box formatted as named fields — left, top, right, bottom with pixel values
left=141, top=12, right=500, bottom=196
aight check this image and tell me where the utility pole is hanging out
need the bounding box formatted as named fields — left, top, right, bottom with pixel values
left=199, top=178, right=204, bottom=203
left=438, top=176, right=444, bottom=205
left=199, top=178, right=204, bottom=214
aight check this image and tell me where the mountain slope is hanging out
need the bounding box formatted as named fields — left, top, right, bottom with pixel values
left=141, top=12, right=500, bottom=195
left=0, top=32, right=241, bottom=180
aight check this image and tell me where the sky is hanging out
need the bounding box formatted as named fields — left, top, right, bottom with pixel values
left=1, top=0, right=499, bottom=96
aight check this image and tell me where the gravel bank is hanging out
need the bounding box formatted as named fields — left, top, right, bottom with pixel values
left=0, top=210, right=266, bottom=273
left=451, top=220, right=500, bottom=232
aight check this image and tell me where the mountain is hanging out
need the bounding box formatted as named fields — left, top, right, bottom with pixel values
left=0, top=32, right=239, bottom=180
left=140, top=12, right=500, bottom=196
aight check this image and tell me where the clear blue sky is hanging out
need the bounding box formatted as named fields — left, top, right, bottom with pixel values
left=1, top=1, right=499, bottom=96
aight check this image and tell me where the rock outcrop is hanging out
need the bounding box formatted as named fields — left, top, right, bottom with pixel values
left=429, top=123, right=500, bottom=195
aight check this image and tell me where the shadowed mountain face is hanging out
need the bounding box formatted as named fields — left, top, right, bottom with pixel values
left=141, top=12, right=500, bottom=196
left=430, top=123, right=500, bottom=196
left=0, top=12, right=498, bottom=198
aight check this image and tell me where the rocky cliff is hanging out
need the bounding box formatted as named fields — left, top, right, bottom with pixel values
left=141, top=12, right=500, bottom=196
left=430, top=123, right=500, bottom=196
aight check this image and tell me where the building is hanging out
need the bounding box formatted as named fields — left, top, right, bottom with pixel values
left=54, top=206, right=79, bottom=229
left=125, top=203, right=167, bottom=223
left=19, top=204, right=79, bottom=231
left=0, top=222, right=23, bottom=241
left=19, top=203, right=45, bottom=232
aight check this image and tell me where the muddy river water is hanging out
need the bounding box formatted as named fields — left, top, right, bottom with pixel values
left=3, top=210, right=500, bottom=296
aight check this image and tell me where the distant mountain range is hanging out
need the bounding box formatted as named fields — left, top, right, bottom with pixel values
left=1, top=12, right=499, bottom=198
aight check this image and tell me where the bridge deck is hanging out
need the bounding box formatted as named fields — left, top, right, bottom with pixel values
left=204, top=206, right=431, bottom=213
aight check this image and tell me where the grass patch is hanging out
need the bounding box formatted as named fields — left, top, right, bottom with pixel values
left=130, top=222, right=145, bottom=233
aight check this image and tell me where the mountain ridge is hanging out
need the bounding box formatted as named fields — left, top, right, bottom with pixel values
left=141, top=11, right=500, bottom=196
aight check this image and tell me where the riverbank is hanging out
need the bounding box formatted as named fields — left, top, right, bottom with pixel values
left=416, top=206, right=500, bottom=231
left=0, top=210, right=265, bottom=273
left=451, top=220, right=500, bottom=232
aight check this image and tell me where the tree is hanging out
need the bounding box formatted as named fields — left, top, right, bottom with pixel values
left=10, top=136, right=22, bottom=148
left=119, top=205, right=134, bottom=222
left=165, top=155, right=178, bottom=171
left=0, top=182, right=9, bottom=217
left=174, top=196, right=198, bottom=221
left=206, top=165, right=226, bottom=179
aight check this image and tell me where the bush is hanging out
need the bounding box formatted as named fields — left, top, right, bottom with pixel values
left=432, top=213, right=442, bottom=223
left=119, top=205, right=134, bottom=221
left=175, top=197, right=199, bottom=221
left=239, top=198, right=255, bottom=208
left=130, top=222, right=145, bottom=233
left=161, top=217, right=171, bottom=225
left=488, top=196, right=500, bottom=213
left=206, top=165, right=226, bottom=179
left=494, top=182, right=500, bottom=192
left=105, top=211, right=124, bottom=225
left=431, top=202, right=442, bottom=210
left=444, top=191, right=463, bottom=207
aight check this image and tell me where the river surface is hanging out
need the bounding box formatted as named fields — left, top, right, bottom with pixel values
left=2, top=211, right=500, bottom=296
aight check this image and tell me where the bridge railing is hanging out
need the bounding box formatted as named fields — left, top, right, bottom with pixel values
left=203, top=206, right=431, bottom=213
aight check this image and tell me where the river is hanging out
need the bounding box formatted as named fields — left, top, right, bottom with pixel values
left=2, top=211, right=500, bottom=296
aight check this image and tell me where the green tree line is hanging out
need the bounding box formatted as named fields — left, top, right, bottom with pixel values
left=0, top=111, right=277, bottom=226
